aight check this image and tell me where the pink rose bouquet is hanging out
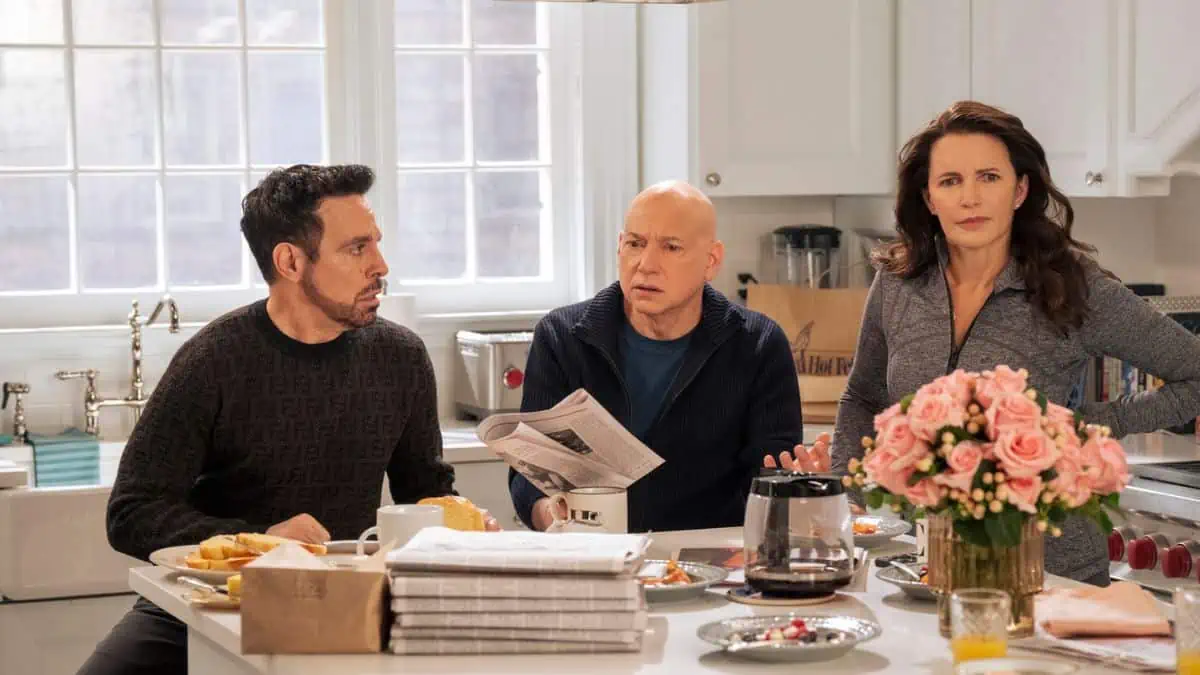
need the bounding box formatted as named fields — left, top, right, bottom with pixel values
left=845, top=366, right=1130, bottom=547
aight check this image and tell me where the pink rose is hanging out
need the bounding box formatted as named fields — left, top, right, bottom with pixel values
left=1051, top=453, right=1092, bottom=508
left=917, top=370, right=974, bottom=408
left=1004, top=475, right=1044, bottom=514
left=876, top=417, right=925, bottom=466
left=1081, top=437, right=1130, bottom=494
left=862, top=447, right=915, bottom=495
left=993, top=429, right=1060, bottom=478
left=873, top=403, right=903, bottom=434
left=975, top=365, right=1029, bottom=408
left=934, top=441, right=984, bottom=493
left=1046, top=403, right=1077, bottom=432
left=906, top=392, right=967, bottom=443
left=905, top=477, right=942, bottom=508
left=984, top=392, right=1044, bottom=441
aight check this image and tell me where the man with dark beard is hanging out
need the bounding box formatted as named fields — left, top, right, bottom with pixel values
left=80, top=164, right=473, bottom=675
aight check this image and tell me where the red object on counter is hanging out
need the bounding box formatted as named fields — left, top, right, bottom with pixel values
left=1127, top=534, right=1173, bottom=570
left=1163, top=540, right=1200, bottom=578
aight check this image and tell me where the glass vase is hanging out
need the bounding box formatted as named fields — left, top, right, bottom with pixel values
left=926, top=512, right=1044, bottom=638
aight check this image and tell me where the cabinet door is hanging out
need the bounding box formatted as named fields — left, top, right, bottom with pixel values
left=1116, top=0, right=1200, bottom=194
left=970, top=0, right=1112, bottom=195
left=693, top=0, right=895, bottom=196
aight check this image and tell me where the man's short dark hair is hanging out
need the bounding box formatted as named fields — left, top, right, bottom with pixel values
left=240, top=164, right=375, bottom=283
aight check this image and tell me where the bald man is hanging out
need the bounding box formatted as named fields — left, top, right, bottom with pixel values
left=509, top=180, right=810, bottom=532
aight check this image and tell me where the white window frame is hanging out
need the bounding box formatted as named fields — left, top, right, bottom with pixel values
left=0, top=0, right=638, bottom=331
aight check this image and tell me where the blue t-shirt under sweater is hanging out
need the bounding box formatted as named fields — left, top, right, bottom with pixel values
left=620, top=322, right=691, bottom=442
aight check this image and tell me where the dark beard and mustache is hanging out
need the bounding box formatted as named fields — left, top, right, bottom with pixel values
left=300, top=269, right=380, bottom=329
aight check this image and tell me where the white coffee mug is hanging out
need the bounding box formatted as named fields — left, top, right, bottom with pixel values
left=550, top=486, right=628, bottom=534
left=357, top=504, right=444, bottom=555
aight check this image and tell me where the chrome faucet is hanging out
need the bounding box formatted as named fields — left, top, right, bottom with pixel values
left=2, top=382, right=30, bottom=444
left=56, top=295, right=181, bottom=437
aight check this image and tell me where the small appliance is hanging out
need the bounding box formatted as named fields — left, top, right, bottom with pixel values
left=453, top=330, right=534, bottom=420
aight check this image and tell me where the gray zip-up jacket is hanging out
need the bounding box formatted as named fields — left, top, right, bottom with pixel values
left=832, top=245, right=1200, bottom=582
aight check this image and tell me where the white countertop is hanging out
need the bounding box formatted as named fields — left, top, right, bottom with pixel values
left=130, top=528, right=1139, bottom=675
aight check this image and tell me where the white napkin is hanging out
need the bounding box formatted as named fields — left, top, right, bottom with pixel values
left=385, top=526, right=651, bottom=575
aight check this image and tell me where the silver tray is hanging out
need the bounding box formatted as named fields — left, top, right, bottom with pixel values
left=697, top=614, right=881, bottom=662
left=637, top=559, right=729, bottom=603
left=876, top=565, right=936, bottom=601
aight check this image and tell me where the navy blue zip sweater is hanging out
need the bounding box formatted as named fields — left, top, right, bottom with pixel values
left=508, top=282, right=804, bottom=532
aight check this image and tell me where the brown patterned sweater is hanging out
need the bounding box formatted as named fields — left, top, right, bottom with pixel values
left=106, top=300, right=455, bottom=561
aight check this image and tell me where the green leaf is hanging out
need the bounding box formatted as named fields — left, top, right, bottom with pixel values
left=984, top=508, right=1025, bottom=548
left=907, top=472, right=926, bottom=487
left=866, top=489, right=885, bottom=510
left=954, top=519, right=993, bottom=548
left=900, top=393, right=915, bottom=414
left=1101, top=492, right=1120, bottom=509
left=1073, top=410, right=1085, bottom=429
left=1094, top=508, right=1114, bottom=535
left=1034, top=391, right=1048, bottom=414
left=1047, top=504, right=1068, bottom=524
left=1040, top=468, right=1058, bottom=483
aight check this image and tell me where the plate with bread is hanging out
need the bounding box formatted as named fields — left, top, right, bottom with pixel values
left=150, top=532, right=331, bottom=584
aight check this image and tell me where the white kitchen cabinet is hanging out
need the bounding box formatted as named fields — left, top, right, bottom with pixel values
left=1114, top=0, right=1200, bottom=195
left=899, top=0, right=1200, bottom=197
left=0, top=593, right=133, bottom=675
left=971, top=0, right=1113, bottom=196
left=641, top=0, right=896, bottom=197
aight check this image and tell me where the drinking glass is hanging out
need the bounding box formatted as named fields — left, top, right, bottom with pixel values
left=1178, top=588, right=1200, bottom=675
left=949, top=588, right=1010, bottom=664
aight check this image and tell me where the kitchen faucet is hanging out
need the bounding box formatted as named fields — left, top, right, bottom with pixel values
left=56, top=295, right=181, bottom=437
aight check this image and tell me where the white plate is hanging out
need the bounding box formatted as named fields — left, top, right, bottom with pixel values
left=150, top=545, right=243, bottom=584
left=876, top=565, right=936, bottom=601
left=697, top=614, right=881, bottom=662
left=149, top=544, right=359, bottom=584
left=637, top=560, right=729, bottom=603
left=953, top=657, right=1079, bottom=674
left=852, top=516, right=909, bottom=547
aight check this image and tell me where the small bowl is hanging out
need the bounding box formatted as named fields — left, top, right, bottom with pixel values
left=637, top=559, right=729, bottom=603
left=875, top=565, right=937, bottom=601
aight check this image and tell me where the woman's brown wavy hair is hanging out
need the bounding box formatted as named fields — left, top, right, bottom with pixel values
left=876, top=100, right=1104, bottom=336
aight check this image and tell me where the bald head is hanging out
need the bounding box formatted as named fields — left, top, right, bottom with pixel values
left=618, top=180, right=724, bottom=331
left=625, top=180, right=717, bottom=240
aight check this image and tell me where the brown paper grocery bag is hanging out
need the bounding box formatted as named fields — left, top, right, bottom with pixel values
left=241, top=544, right=390, bottom=654
left=746, top=285, right=870, bottom=423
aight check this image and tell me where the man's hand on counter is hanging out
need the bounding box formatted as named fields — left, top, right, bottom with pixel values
left=266, top=513, right=331, bottom=544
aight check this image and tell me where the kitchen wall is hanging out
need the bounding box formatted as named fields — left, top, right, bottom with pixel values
left=2, top=177, right=1198, bottom=442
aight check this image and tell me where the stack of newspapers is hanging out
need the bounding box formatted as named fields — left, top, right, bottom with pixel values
left=384, top=527, right=652, bottom=655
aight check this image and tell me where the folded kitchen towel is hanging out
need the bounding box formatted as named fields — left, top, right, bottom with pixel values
left=386, top=526, right=651, bottom=575
left=1037, top=581, right=1171, bottom=638
left=27, top=429, right=98, bottom=487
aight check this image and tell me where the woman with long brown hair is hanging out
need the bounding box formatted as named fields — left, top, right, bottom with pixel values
left=826, top=100, right=1200, bottom=585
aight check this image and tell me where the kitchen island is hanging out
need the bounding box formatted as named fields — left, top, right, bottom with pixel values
left=130, top=528, right=1146, bottom=675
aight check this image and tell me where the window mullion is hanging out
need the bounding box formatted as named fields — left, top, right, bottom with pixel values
left=238, top=0, right=252, bottom=287
left=463, top=0, right=477, bottom=283
left=151, top=0, right=168, bottom=291
left=61, top=0, right=80, bottom=293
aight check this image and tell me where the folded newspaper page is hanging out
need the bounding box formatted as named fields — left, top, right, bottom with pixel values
left=476, top=388, right=665, bottom=495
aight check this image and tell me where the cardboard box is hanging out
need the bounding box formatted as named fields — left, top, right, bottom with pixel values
left=241, top=544, right=390, bottom=654
left=746, top=285, right=870, bottom=424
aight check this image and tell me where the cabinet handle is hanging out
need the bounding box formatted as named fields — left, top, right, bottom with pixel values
left=1085, top=171, right=1104, bottom=186
left=705, top=172, right=722, bottom=187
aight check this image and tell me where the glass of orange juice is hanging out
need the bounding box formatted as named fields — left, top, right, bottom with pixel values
left=1178, top=588, right=1200, bottom=675
left=949, top=588, right=1009, bottom=664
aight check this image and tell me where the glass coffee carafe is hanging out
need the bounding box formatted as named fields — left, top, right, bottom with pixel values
left=743, top=472, right=856, bottom=597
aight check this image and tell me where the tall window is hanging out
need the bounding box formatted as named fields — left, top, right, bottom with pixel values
left=0, top=0, right=326, bottom=325
left=0, top=0, right=607, bottom=329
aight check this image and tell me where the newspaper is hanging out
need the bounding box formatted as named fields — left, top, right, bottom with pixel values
left=476, top=388, right=665, bottom=495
